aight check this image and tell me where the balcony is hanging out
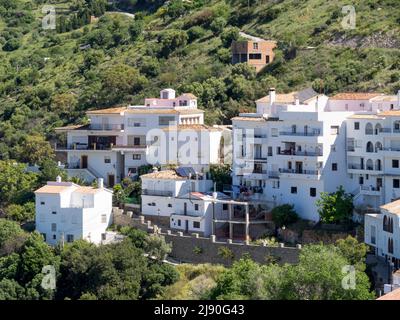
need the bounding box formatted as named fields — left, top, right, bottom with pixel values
left=278, top=150, right=323, bottom=157
left=359, top=186, right=382, bottom=196
left=112, top=144, right=147, bottom=151
left=279, top=131, right=321, bottom=137
left=89, top=123, right=124, bottom=131
left=142, top=189, right=173, bottom=197
left=279, top=168, right=321, bottom=176
left=55, top=142, right=112, bottom=151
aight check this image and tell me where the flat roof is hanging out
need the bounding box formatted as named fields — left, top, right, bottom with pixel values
left=330, top=92, right=382, bottom=100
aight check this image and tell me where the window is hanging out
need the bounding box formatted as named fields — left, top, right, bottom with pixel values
left=194, top=204, right=199, bottom=211
left=253, top=42, right=258, bottom=50
left=128, top=167, right=137, bottom=175
left=51, top=223, right=57, bottom=232
left=271, top=128, right=278, bottom=137
left=354, top=122, right=360, bottom=130
left=331, top=145, right=336, bottom=152
left=330, top=126, right=339, bottom=135
left=133, top=154, right=141, bottom=160
left=52, top=211, right=57, bottom=215
left=371, top=225, right=376, bottom=244
left=393, top=160, right=399, bottom=168
left=223, top=204, right=228, bottom=210
left=40, top=201, right=45, bottom=205
left=291, top=186, right=297, bottom=194
left=52, top=235, right=56, bottom=240
left=67, top=234, right=74, bottom=243
left=268, top=146, right=273, bottom=156
left=273, top=180, right=280, bottom=189
left=394, top=179, right=400, bottom=188
left=193, top=221, right=200, bottom=229
left=159, top=116, right=175, bottom=126
left=168, top=204, right=172, bottom=208
left=332, top=163, right=338, bottom=171
left=177, top=220, right=181, bottom=227
left=101, top=214, right=107, bottom=223
left=104, top=156, right=111, bottom=164
left=359, top=177, right=364, bottom=185
left=310, top=188, right=316, bottom=197
left=249, top=53, right=262, bottom=59
left=41, top=233, right=46, bottom=241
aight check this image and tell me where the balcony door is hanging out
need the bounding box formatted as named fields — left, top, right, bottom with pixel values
left=295, top=162, right=303, bottom=173
left=81, top=155, right=88, bottom=169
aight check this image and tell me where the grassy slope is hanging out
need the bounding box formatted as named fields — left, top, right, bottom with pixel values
left=0, top=0, right=399, bottom=138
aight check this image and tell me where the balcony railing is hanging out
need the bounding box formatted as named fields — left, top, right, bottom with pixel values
left=242, top=134, right=267, bottom=138
left=279, top=168, right=321, bottom=175
left=142, top=189, right=173, bottom=197
left=279, top=131, right=321, bottom=136
left=112, top=144, right=147, bottom=149
left=89, top=123, right=124, bottom=131
left=279, top=150, right=323, bottom=156
left=348, top=163, right=364, bottom=170
left=55, top=143, right=112, bottom=150
left=383, top=147, right=400, bottom=152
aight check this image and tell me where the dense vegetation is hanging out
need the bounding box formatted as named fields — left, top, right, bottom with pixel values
left=0, top=222, right=179, bottom=300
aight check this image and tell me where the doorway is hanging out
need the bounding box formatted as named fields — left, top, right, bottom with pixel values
left=108, top=174, right=115, bottom=187
left=81, top=155, right=88, bottom=169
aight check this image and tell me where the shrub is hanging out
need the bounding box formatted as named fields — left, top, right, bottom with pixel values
left=217, top=246, right=234, bottom=260
left=271, top=204, right=298, bottom=227
left=187, top=26, right=206, bottom=42
left=193, top=246, right=203, bottom=254
left=220, top=27, right=239, bottom=48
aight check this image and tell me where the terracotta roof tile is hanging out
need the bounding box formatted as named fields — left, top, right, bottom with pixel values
left=140, top=170, right=186, bottom=180
left=377, top=288, right=400, bottom=300
left=378, top=110, right=400, bottom=116
left=34, top=185, right=73, bottom=194
left=162, top=124, right=222, bottom=132
left=380, top=199, right=400, bottom=215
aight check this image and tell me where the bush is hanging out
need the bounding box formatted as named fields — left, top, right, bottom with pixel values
left=187, top=26, right=206, bottom=42
left=271, top=204, right=298, bottom=227
left=217, top=246, right=234, bottom=260
left=210, top=17, right=226, bottom=35
left=220, top=27, right=239, bottom=48
left=217, top=47, right=231, bottom=63
left=2, top=38, right=21, bottom=51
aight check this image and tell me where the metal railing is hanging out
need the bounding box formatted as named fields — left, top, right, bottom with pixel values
left=279, top=168, right=321, bottom=175
left=279, top=131, right=321, bottom=136
left=279, top=150, right=323, bottom=156
left=89, top=123, right=124, bottom=131
left=55, top=143, right=112, bottom=150
left=142, top=189, right=173, bottom=197
left=348, top=163, right=364, bottom=170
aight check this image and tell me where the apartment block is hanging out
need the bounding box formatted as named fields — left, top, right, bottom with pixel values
left=230, top=88, right=400, bottom=222
left=55, top=89, right=227, bottom=186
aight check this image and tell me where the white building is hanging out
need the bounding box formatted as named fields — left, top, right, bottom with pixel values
left=365, top=200, right=400, bottom=270
left=140, top=168, right=218, bottom=236
left=231, top=89, right=400, bottom=221
left=35, top=177, right=113, bottom=246
left=55, top=89, right=229, bottom=186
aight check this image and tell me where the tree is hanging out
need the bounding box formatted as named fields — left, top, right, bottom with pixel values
left=0, top=220, right=27, bottom=256
left=209, top=164, right=231, bottom=192
left=210, top=17, right=226, bottom=35
left=144, top=234, right=172, bottom=261
left=4, top=202, right=35, bottom=223
left=128, top=20, right=143, bottom=42
left=158, top=30, right=188, bottom=58
left=336, top=236, right=368, bottom=271
left=271, top=204, right=298, bottom=228
left=0, top=161, right=38, bottom=205
left=220, top=27, right=239, bottom=48
left=316, top=186, right=354, bottom=224
left=18, top=134, right=55, bottom=166
left=2, top=38, right=21, bottom=51
left=38, top=159, right=67, bottom=185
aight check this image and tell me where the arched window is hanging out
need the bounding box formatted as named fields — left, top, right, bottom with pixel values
left=365, top=123, right=373, bottom=135
left=375, top=159, right=382, bottom=171
left=366, top=141, right=374, bottom=153
left=366, top=159, right=374, bottom=170
left=390, top=217, right=394, bottom=233
left=375, top=123, right=382, bottom=135
left=375, top=141, right=383, bottom=152
left=384, top=215, right=388, bottom=231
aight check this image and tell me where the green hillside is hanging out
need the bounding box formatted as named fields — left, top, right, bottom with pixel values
left=0, top=0, right=400, bottom=163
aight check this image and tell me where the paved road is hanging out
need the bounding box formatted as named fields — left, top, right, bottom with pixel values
left=106, top=11, right=135, bottom=19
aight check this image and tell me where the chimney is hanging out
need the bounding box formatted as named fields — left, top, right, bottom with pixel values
left=56, top=175, right=62, bottom=183
left=152, top=166, right=159, bottom=173
left=98, top=178, right=104, bottom=189
left=269, top=88, right=276, bottom=106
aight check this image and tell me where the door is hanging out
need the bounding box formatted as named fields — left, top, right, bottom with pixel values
left=295, top=162, right=303, bottom=173
left=377, top=178, right=383, bottom=190
left=108, top=174, right=115, bottom=187
left=184, top=203, right=187, bottom=215
left=81, top=155, right=88, bottom=169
